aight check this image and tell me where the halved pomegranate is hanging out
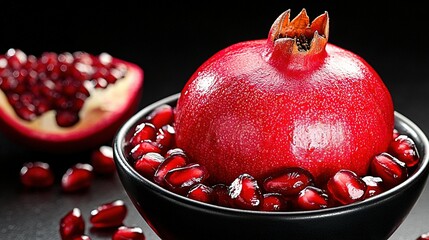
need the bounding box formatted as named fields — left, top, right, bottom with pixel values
left=0, top=48, right=143, bottom=152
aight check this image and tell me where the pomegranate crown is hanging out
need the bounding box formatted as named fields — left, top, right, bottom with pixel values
left=268, top=8, right=329, bottom=54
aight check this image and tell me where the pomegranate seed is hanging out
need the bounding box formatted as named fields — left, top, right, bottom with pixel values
left=130, top=140, right=162, bottom=160
left=90, top=199, right=127, bottom=228
left=296, top=186, right=328, bottom=210
left=390, top=135, right=420, bottom=168
left=362, top=176, right=384, bottom=199
left=134, top=152, right=165, bottom=179
left=155, top=124, right=176, bottom=150
left=370, top=152, right=408, bottom=189
left=228, top=173, right=262, bottom=210
left=417, top=232, right=429, bottom=240
left=56, top=110, right=80, bottom=127
left=211, top=183, right=232, bottom=207
left=164, top=147, right=185, bottom=158
left=91, top=145, right=116, bottom=175
left=129, top=122, right=157, bottom=146
left=260, top=193, right=288, bottom=211
left=146, top=104, right=174, bottom=129
left=326, top=169, right=366, bottom=205
left=112, top=226, right=146, bottom=240
left=61, top=163, right=93, bottom=192
left=186, top=183, right=213, bottom=203
left=263, top=167, right=314, bottom=196
left=60, top=208, right=85, bottom=240
left=164, top=163, right=209, bottom=194
left=153, top=153, right=187, bottom=186
left=6, top=48, right=27, bottom=69
left=20, top=161, right=54, bottom=188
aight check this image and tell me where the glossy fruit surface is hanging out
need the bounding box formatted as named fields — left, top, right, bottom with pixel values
left=174, top=9, right=393, bottom=184
left=0, top=49, right=143, bottom=152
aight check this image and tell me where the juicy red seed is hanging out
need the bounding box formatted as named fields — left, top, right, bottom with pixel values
left=260, top=193, right=288, bottom=211
left=164, top=163, right=209, bottom=194
left=20, top=161, right=54, bottom=188
left=130, top=140, right=162, bottom=160
left=112, top=226, right=146, bottom=240
left=90, top=199, right=127, bottom=228
left=417, top=232, right=429, bottom=240
left=129, top=122, right=157, bottom=147
left=370, top=152, right=408, bottom=189
left=56, top=110, right=80, bottom=127
left=362, top=176, right=384, bottom=199
left=186, top=183, right=213, bottom=203
left=134, top=152, right=165, bottom=178
left=146, top=104, right=174, bottom=129
left=164, top=147, right=185, bottom=158
left=15, top=105, right=37, bottom=121
left=263, top=167, right=314, bottom=196
left=153, top=154, right=187, bottom=186
left=229, top=173, right=262, bottom=210
left=326, top=169, right=367, bottom=205
left=155, top=124, right=176, bottom=150
left=61, top=163, right=93, bottom=192
left=90, top=145, right=116, bottom=175
left=60, top=208, right=85, bottom=240
left=6, top=48, right=27, bottom=69
left=296, top=186, right=328, bottom=210
left=211, top=183, right=232, bottom=207
left=390, top=135, right=420, bottom=168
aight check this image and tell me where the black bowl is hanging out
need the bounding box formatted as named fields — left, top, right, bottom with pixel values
left=113, top=93, right=429, bottom=240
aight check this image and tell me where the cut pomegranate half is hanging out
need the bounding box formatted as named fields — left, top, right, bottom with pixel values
left=0, top=49, right=144, bottom=152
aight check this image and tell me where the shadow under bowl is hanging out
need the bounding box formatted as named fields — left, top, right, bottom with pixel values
left=113, top=93, right=429, bottom=240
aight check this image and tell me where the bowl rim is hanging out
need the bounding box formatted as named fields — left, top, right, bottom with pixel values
left=113, top=92, right=429, bottom=217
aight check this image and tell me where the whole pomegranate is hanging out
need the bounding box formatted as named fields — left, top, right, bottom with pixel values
left=174, top=9, right=394, bottom=184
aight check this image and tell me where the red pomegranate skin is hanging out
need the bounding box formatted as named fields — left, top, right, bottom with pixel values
left=175, top=9, right=394, bottom=185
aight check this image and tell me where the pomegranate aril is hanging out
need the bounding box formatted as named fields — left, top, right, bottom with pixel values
left=91, top=145, right=116, bottom=175
left=129, top=122, right=157, bottom=146
left=20, top=161, right=54, bottom=188
left=164, top=147, right=185, bottom=158
left=229, top=173, right=262, bottom=210
left=56, top=110, right=80, bottom=127
left=260, top=193, right=288, bottom=211
left=362, top=176, right=384, bottom=199
left=326, top=169, right=366, bottom=205
left=370, top=152, right=408, bottom=189
left=263, top=167, right=314, bottom=196
left=60, top=208, right=85, bottom=240
left=296, top=186, right=328, bottom=210
left=155, top=124, right=176, bottom=150
left=390, top=135, right=420, bottom=168
left=211, top=183, right=232, bottom=207
left=90, top=199, right=127, bottom=228
left=146, top=104, right=174, bottom=129
left=187, top=183, right=213, bottom=203
left=130, top=140, right=162, bottom=160
left=392, top=129, right=400, bottom=139
left=164, top=163, right=209, bottom=194
left=61, top=163, right=93, bottom=192
left=112, top=226, right=146, bottom=240
left=134, top=152, right=165, bottom=178
left=153, top=153, right=187, bottom=186
left=6, top=48, right=27, bottom=69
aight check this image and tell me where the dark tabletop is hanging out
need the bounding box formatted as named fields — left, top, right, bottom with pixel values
left=1, top=2, right=428, bottom=240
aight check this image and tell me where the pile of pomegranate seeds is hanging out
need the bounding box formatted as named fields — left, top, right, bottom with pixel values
left=59, top=200, right=144, bottom=240
left=0, top=48, right=127, bottom=127
left=127, top=103, right=422, bottom=211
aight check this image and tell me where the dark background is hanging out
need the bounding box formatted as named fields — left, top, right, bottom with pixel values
left=1, top=1, right=428, bottom=240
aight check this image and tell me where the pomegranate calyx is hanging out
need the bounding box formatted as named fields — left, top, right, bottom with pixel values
left=268, top=9, right=329, bottom=56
